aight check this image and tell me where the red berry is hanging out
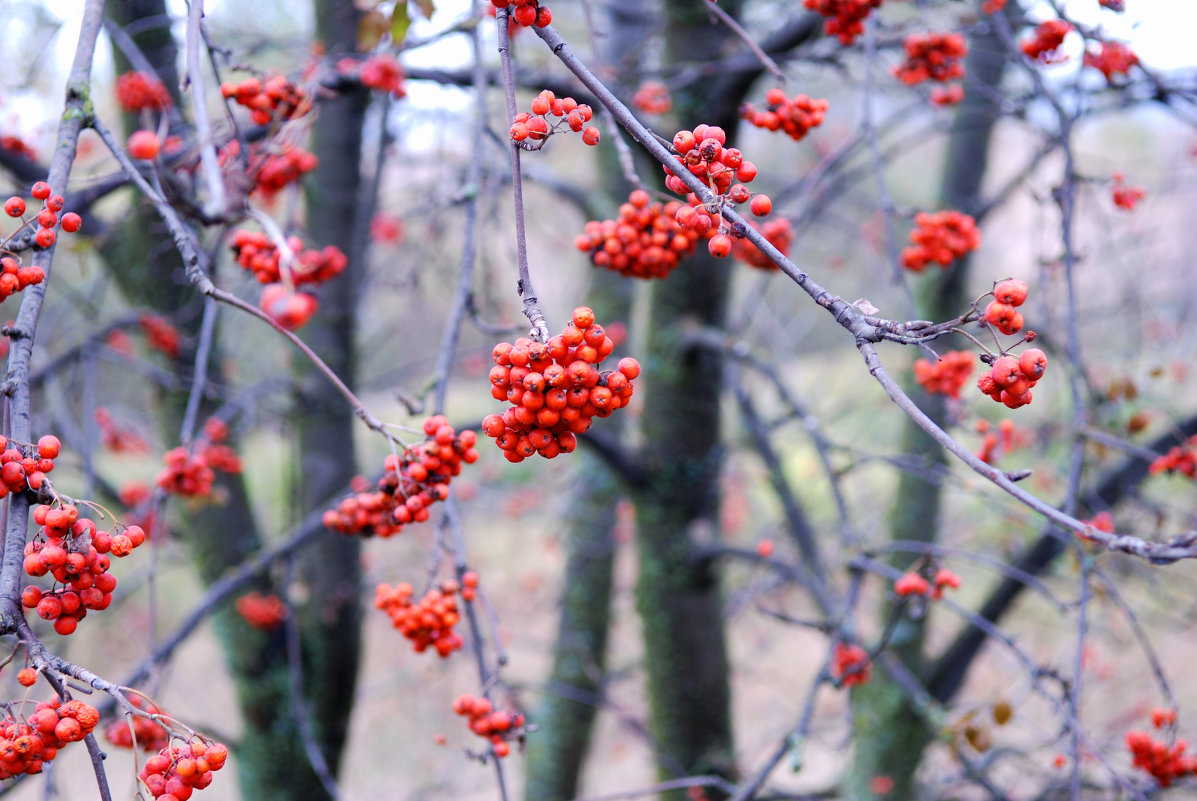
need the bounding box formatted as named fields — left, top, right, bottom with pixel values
left=749, top=194, right=772, bottom=216
left=4, top=197, right=24, bottom=217
left=581, top=126, right=600, bottom=146
left=708, top=233, right=732, bottom=258
left=31, top=182, right=51, bottom=200
left=34, top=228, right=55, bottom=248
left=127, top=130, right=161, bottom=160
left=60, top=212, right=82, bottom=233
left=37, top=435, right=61, bottom=459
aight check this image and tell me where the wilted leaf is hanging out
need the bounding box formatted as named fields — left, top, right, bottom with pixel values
left=992, top=699, right=1012, bottom=726
left=413, top=0, right=436, bottom=18
left=358, top=8, right=388, bottom=51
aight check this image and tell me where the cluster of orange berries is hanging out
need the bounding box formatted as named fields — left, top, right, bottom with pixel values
left=140, top=314, right=181, bottom=359
left=803, top=0, right=883, bottom=45
left=739, top=89, right=829, bottom=141
left=510, top=90, right=599, bottom=147
left=140, top=739, right=229, bottom=800
left=105, top=695, right=169, bottom=752
left=832, top=642, right=871, bottom=688
left=489, top=0, right=551, bottom=27
left=375, top=575, right=477, bottom=658
left=221, top=75, right=310, bottom=125
left=975, top=418, right=1028, bottom=464
left=156, top=419, right=242, bottom=498
left=483, top=308, right=640, bottom=462
left=94, top=407, right=150, bottom=455
left=574, top=190, right=705, bottom=279
left=0, top=698, right=100, bottom=778
left=663, top=125, right=772, bottom=258
left=893, top=33, right=967, bottom=85
left=451, top=693, right=525, bottom=758
left=900, top=210, right=980, bottom=272
left=1111, top=173, right=1145, bottom=211
left=977, top=349, right=1046, bottom=410
left=1083, top=41, right=1138, bottom=82
left=913, top=350, right=976, bottom=399
left=5, top=181, right=81, bottom=252
left=982, top=278, right=1029, bottom=336
left=116, top=71, right=172, bottom=112
left=230, top=229, right=348, bottom=286
left=894, top=567, right=961, bottom=600
left=253, top=146, right=319, bottom=195
left=324, top=416, right=478, bottom=537
left=632, top=81, right=672, bottom=114
left=732, top=218, right=794, bottom=270
left=1149, top=435, right=1196, bottom=479
left=1022, top=20, right=1072, bottom=63
left=336, top=54, right=406, bottom=98
left=259, top=285, right=317, bottom=330
left=0, top=434, right=59, bottom=497
left=1126, top=726, right=1196, bottom=788
left=22, top=503, right=142, bottom=635
left=235, top=592, right=288, bottom=630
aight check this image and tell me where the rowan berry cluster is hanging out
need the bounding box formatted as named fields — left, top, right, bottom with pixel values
left=221, top=75, right=310, bottom=125
left=235, top=592, right=288, bottom=630
left=510, top=90, right=599, bottom=147
left=977, top=348, right=1046, bottom=410
left=337, top=54, right=406, bottom=98
left=975, top=418, right=1028, bottom=464
left=116, top=71, right=172, bottom=112
left=739, top=89, right=829, bottom=141
left=930, top=85, right=965, bottom=106
left=893, top=33, right=967, bottom=85
left=1149, top=435, right=1197, bottom=479
left=832, top=642, right=871, bottom=688
left=900, top=210, right=980, bottom=271
left=1111, top=173, right=1145, bottom=211
left=632, top=81, right=672, bottom=114
left=489, top=0, right=551, bottom=28
left=323, top=416, right=478, bottom=536
left=253, top=146, right=319, bottom=195
left=894, top=567, right=961, bottom=600
left=375, top=577, right=474, bottom=658
left=1021, top=20, right=1072, bottom=64
left=230, top=229, right=348, bottom=286
left=451, top=693, right=525, bottom=758
left=732, top=218, right=794, bottom=270
left=4, top=181, right=80, bottom=254
left=803, top=0, right=884, bottom=45
left=139, top=314, right=181, bottom=359
left=1125, top=730, right=1197, bottom=787
left=140, top=739, right=229, bottom=799
left=0, top=698, right=100, bottom=778
left=574, top=190, right=705, bottom=279
left=663, top=125, right=773, bottom=258
left=0, top=434, right=59, bottom=497
left=1083, top=41, right=1138, bottom=82
left=94, top=407, right=150, bottom=455
left=259, top=285, right=318, bottom=330
left=156, top=421, right=242, bottom=498
left=483, top=308, right=640, bottom=462
left=104, top=695, right=169, bottom=752
left=913, top=350, right=975, bottom=398
left=0, top=135, right=37, bottom=161
left=982, top=278, right=1029, bottom=336
left=22, top=504, right=140, bottom=635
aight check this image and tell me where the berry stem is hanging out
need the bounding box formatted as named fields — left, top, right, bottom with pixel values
left=703, top=0, right=786, bottom=85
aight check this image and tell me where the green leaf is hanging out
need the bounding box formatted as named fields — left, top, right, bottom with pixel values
left=391, top=3, right=412, bottom=43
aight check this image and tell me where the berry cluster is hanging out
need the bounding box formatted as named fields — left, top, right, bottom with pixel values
left=510, top=90, right=599, bottom=147
left=157, top=422, right=242, bottom=498
left=140, top=739, right=229, bottom=799
left=94, top=407, right=151, bottom=455
left=22, top=504, right=143, bottom=634
left=116, top=71, right=172, bottom=113
left=0, top=135, right=38, bottom=161
left=803, top=0, right=884, bottom=45
left=1083, top=41, right=1138, bottom=82
left=337, top=54, right=406, bottom=98
left=893, top=33, right=967, bottom=86
left=221, top=75, right=310, bottom=125
left=482, top=308, right=640, bottom=462
left=574, top=190, right=705, bottom=279
left=1149, top=435, right=1197, bottom=479
left=105, top=695, right=169, bottom=752
left=0, top=434, right=59, bottom=497
left=732, top=218, right=794, bottom=270
left=489, top=0, right=551, bottom=28
left=832, top=642, right=871, bottom=688
left=1111, top=173, right=1145, bottom=211
left=981, top=0, right=1006, bottom=12
left=1125, top=730, right=1196, bottom=788
left=894, top=567, right=961, bottom=599
left=0, top=698, right=100, bottom=778
left=451, top=694, right=525, bottom=758
left=977, top=348, right=1046, bottom=410
left=370, top=214, right=404, bottom=245
left=235, top=592, right=288, bottom=630
left=375, top=577, right=473, bottom=657
left=975, top=418, right=1029, bottom=464
left=982, top=278, right=1029, bottom=336
left=632, top=81, right=672, bottom=114
left=930, top=85, right=965, bottom=106
left=1022, top=20, right=1072, bottom=64
left=140, top=314, right=182, bottom=359
left=253, top=146, right=319, bottom=195
left=4, top=181, right=80, bottom=253
left=259, top=285, right=318, bottom=330
left=739, top=89, right=829, bottom=141
left=913, top=350, right=975, bottom=398
left=323, top=416, right=479, bottom=537
left=900, top=210, right=980, bottom=271
left=662, top=125, right=772, bottom=258
left=230, top=229, right=348, bottom=286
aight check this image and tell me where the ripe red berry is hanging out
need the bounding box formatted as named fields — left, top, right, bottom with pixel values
left=127, top=130, right=161, bottom=161
left=4, top=197, right=24, bottom=217
left=34, top=228, right=55, bottom=248
left=1018, top=348, right=1047, bottom=380
left=37, top=435, right=61, bottom=459
left=994, top=279, right=1028, bottom=306
left=31, top=182, right=51, bottom=200
left=749, top=194, right=772, bottom=216
left=60, top=212, right=82, bottom=233
left=708, top=233, right=732, bottom=258
left=581, top=126, right=600, bottom=146
left=37, top=209, right=57, bottom=229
